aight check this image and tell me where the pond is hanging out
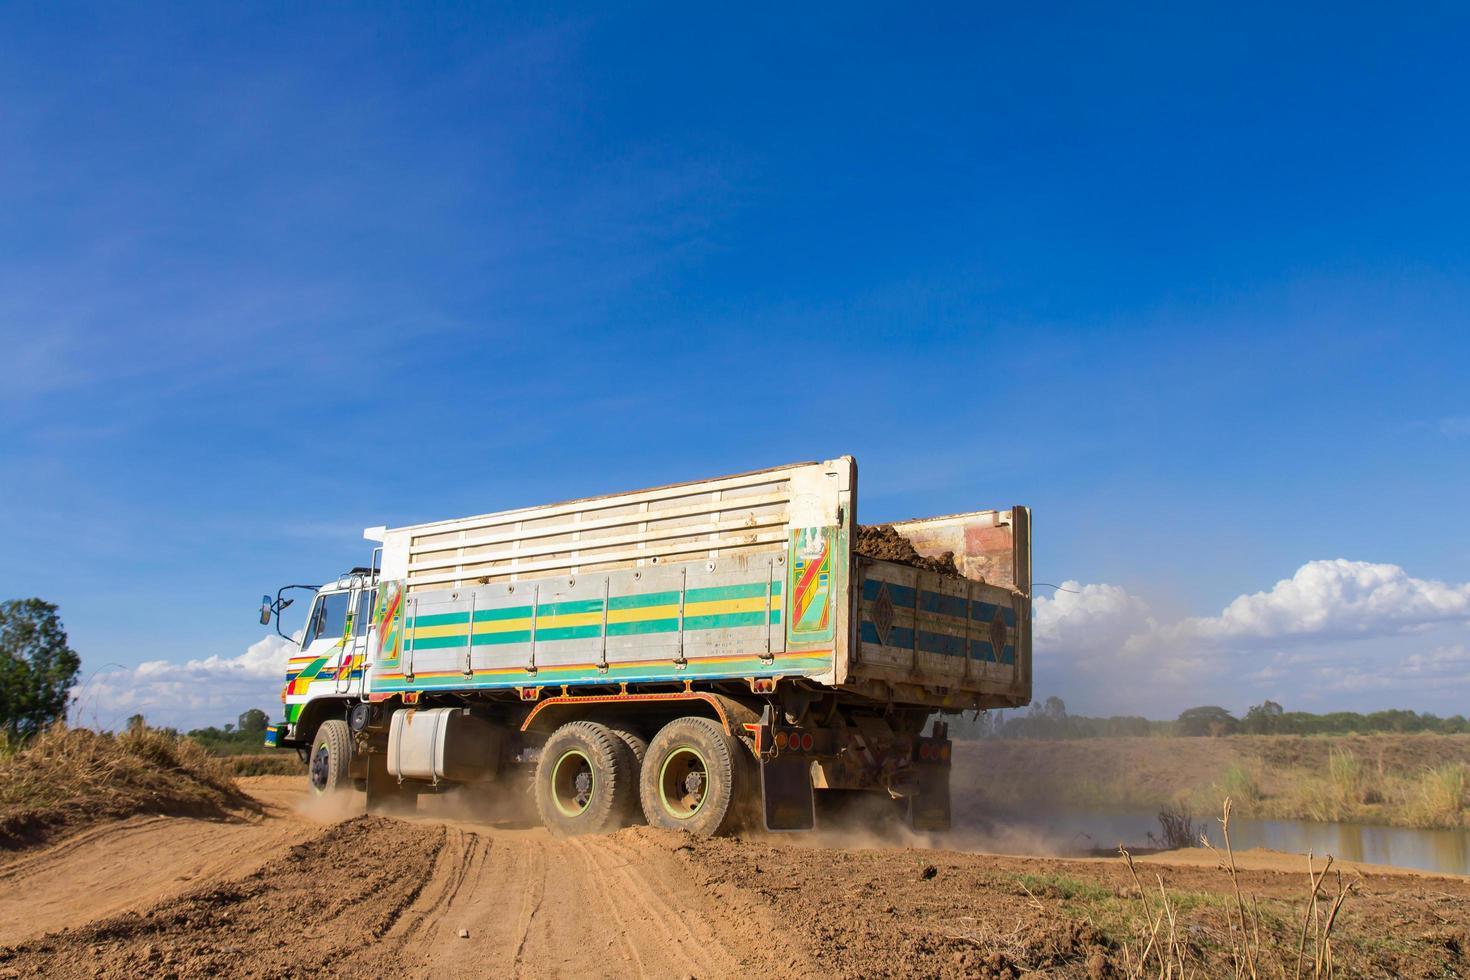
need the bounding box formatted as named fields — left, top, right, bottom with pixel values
left=968, top=806, right=1470, bottom=877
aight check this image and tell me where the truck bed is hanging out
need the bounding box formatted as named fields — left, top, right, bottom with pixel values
left=367, top=458, right=1030, bottom=711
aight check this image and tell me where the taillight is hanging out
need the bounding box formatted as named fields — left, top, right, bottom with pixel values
left=800, top=732, right=815, bottom=752
left=918, top=742, right=932, bottom=760
left=939, top=742, right=951, bottom=761
left=774, top=730, right=789, bottom=749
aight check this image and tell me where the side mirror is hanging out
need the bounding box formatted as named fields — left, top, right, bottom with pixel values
left=259, top=595, right=272, bottom=626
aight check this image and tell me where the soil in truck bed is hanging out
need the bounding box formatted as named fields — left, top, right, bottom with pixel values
left=854, top=524, right=962, bottom=577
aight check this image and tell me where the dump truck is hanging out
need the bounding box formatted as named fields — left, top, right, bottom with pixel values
left=261, top=457, right=1031, bottom=835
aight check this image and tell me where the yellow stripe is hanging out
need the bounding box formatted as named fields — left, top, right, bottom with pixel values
left=685, top=596, right=773, bottom=617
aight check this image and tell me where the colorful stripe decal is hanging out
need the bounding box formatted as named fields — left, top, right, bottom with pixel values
left=860, top=577, right=1018, bottom=665
left=369, top=650, right=831, bottom=694
left=401, top=584, right=783, bottom=652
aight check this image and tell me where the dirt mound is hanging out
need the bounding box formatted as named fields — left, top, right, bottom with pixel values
left=0, top=815, right=442, bottom=978
left=0, top=727, right=256, bottom=852
left=855, top=524, right=961, bottom=576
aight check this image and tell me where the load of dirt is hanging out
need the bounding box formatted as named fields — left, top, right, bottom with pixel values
left=854, top=524, right=961, bottom=576
left=0, top=727, right=256, bottom=852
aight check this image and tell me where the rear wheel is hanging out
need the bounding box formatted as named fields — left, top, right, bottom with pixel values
left=308, top=719, right=353, bottom=797
left=640, top=717, right=748, bottom=836
left=535, top=721, right=638, bottom=836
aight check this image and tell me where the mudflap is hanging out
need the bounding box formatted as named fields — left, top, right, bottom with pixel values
left=754, top=707, right=815, bottom=831
left=907, top=763, right=951, bottom=832
left=761, top=753, right=816, bottom=830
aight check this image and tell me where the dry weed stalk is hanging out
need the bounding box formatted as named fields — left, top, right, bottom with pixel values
left=1120, top=797, right=1358, bottom=980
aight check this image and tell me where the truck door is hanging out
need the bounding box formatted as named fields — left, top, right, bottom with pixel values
left=336, top=585, right=376, bottom=697
left=297, top=590, right=350, bottom=693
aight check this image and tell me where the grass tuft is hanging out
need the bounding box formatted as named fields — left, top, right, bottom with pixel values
left=0, top=725, right=256, bottom=851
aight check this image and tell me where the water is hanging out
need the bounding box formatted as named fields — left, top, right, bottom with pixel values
left=977, top=806, right=1470, bottom=876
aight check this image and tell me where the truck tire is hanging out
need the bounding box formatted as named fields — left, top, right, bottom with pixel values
left=535, top=721, right=638, bottom=837
left=640, top=717, right=745, bottom=836
left=604, top=724, right=648, bottom=767
left=604, top=724, right=649, bottom=823
left=308, top=719, right=353, bottom=797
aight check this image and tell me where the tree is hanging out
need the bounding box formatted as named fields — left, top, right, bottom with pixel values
left=237, top=708, right=269, bottom=734
left=1175, top=705, right=1238, bottom=737
left=1242, top=700, right=1284, bottom=735
left=0, top=599, right=82, bottom=741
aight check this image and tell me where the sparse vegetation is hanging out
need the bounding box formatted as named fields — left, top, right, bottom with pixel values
left=958, top=733, right=1470, bottom=830
left=953, top=696, right=1470, bottom=740
left=0, top=724, right=255, bottom=850
left=1119, top=800, right=1357, bottom=979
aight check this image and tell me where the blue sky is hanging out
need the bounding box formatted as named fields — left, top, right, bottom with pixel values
left=2, top=4, right=1467, bottom=728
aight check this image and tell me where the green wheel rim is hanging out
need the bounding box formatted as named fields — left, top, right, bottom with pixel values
left=551, top=748, right=596, bottom=818
left=658, top=745, right=709, bottom=819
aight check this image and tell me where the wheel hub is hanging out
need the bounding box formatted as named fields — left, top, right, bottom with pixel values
left=310, top=745, right=330, bottom=790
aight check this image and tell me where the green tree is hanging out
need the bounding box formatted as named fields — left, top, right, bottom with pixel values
left=237, top=708, right=269, bottom=734
left=0, top=599, right=82, bottom=741
left=1242, top=699, right=1284, bottom=734
left=1176, top=705, right=1238, bottom=737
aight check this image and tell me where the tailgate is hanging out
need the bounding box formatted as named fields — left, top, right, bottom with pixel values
left=848, top=507, right=1031, bottom=709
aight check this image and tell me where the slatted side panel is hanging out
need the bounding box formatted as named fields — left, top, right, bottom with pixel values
left=394, top=459, right=851, bottom=591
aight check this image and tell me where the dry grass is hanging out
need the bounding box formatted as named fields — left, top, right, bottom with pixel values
left=1119, top=799, right=1358, bottom=979
left=958, top=736, right=1470, bottom=830
left=225, top=753, right=305, bottom=777
left=0, top=726, right=256, bottom=851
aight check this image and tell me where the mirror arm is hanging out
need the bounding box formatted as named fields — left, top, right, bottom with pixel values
left=271, top=584, right=321, bottom=642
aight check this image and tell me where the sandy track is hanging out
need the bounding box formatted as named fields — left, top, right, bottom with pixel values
left=0, top=776, right=324, bottom=947
left=2, top=775, right=1466, bottom=978
left=0, top=778, right=809, bottom=979
left=356, top=825, right=793, bottom=978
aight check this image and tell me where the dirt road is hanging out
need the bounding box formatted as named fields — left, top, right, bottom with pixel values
left=2, top=776, right=1467, bottom=978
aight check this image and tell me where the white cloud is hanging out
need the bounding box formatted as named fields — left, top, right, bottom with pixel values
left=1168, top=560, right=1470, bottom=644
left=1034, top=581, right=1155, bottom=661
left=1032, top=560, right=1470, bottom=716
left=73, top=634, right=296, bottom=732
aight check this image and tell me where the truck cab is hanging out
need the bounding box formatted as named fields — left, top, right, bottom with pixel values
left=264, top=568, right=377, bottom=749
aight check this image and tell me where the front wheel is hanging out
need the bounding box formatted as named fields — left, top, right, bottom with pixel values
left=640, top=717, right=749, bottom=836
left=309, top=719, right=353, bottom=796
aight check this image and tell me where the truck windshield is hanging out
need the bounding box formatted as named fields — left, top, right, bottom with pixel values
left=303, top=591, right=350, bottom=646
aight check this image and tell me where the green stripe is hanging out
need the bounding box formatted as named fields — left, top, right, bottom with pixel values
left=411, top=611, right=470, bottom=628
left=408, top=635, right=468, bottom=650
left=607, top=590, right=680, bottom=611
left=684, top=611, right=776, bottom=631
left=607, top=618, right=679, bottom=637
left=538, top=624, right=602, bottom=641
left=686, top=581, right=783, bottom=603
left=474, top=630, right=532, bottom=646
left=473, top=606, right=532, bottom=623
